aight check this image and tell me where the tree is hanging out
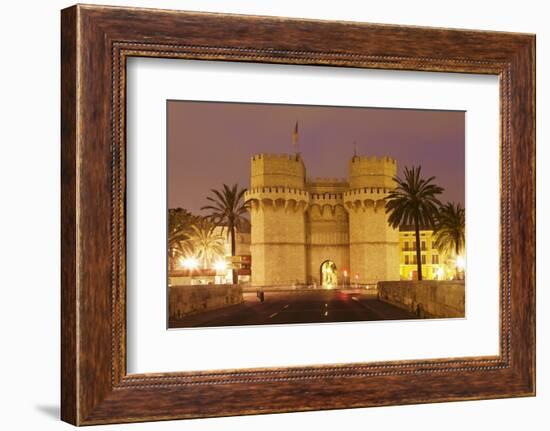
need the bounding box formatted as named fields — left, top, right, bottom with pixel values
left=188, top=219, right=225, bottom=270
left=201, top=184, right=249, bottom=284
left=385, top=166, right=443, bottom=280
left=167, top=208, right=199, bottom=271
left=433, top=202, right=465, bottom=278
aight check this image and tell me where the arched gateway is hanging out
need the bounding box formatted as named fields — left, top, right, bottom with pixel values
left=320, top=260, right=338, bottom=288
left=245, top=153, right=400, bottom=288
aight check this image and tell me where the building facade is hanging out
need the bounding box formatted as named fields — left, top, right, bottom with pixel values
left=244, top=153, right=400, bottom=288
left=398, top=227, right=454, bottom=280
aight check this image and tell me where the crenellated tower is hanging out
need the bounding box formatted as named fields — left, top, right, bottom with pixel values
left=244, top=154, right=309, bottom=287
left=343, top=156, right=400, bottom=284
left=245, top=153, right=400, bottom=289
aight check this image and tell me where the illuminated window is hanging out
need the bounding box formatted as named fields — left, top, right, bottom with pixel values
left=403, top=241, right=409, bottom=251
left=421, top=255, right=426, bottom=264
left=405, top=255, right=410, bottom=264
left=421, top=241, right=426, bottom=251
left=432, top=255, right=439, bottom=264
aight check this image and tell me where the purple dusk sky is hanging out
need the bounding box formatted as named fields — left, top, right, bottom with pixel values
left=167, top=101, right=465, bottom=215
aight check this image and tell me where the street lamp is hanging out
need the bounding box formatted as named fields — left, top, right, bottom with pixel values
left=214, top=259, right=227, bottom=272
left=180, top=257, right=198, bottom=270
left=180, top=256, right=199, bottom=285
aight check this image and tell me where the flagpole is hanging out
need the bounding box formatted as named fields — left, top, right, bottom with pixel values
left=292, top=121, right=299, bottom=156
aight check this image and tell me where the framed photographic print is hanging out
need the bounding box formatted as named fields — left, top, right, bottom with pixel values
left=61, top=4, right=535, bottom=425
left=165, top=101, right=466, bottom=330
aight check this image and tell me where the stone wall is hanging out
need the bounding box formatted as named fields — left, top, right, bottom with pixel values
left=169, top=285, right=243, bottom=320
left=306, top=201, right=349, bottom=285
left=250, top=153, right=306, bottom=189
left=345, top=196, right=400, bottom=284
left=245, top=152, right=401, bottom=288
left=377, top=280, right=465, bottom=318
left=348, top=155, right=397, bottom=189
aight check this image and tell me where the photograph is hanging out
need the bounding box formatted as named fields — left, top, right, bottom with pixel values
left=167, top=101, right=466, bottom=328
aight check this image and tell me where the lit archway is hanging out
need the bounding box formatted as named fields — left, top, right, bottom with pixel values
left=320, top=260, right=338, bottom=288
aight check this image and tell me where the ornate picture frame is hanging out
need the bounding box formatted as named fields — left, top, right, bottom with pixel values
left=61, top=4, right=535, bottom=425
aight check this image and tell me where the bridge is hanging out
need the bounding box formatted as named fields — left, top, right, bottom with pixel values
left=169, top=289, right=418, bottom=328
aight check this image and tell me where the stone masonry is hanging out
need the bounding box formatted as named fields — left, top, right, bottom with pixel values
left=244, top=153, right=400, bottom=288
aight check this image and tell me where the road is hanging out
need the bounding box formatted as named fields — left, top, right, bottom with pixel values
left=169, top=289, right=418, bottom=328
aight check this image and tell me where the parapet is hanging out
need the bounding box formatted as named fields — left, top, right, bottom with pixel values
left=250, top=153, right=306, bottom=189
left=307, top=177, right=348, bottom=183
left=251, top=153, right=304, bottom=162
left=350, top=155, right=397, bottom=166
left=245, top=186, right=309, bottom=196
left=306, top=177, right=349, bottom=195
left=244, top=186, right=309, bottom=213
left=348, top=155, right=397, bottom=189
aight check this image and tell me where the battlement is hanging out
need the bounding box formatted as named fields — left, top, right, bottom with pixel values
left=247, top=151, right=400, bottom=288
left=307, top=177, right=348, bottom=183
left=344, top=187, right=392, bottom=196
left=250, top=153, right=306, bottom=189
left=310, top=192, right=345, bottom=201
left=251, top=153, right=304, bottom=163
left=350, top=155, right=396, bottom=165
left=245, top=186, right=309, bottom=213
left=343, top=187, right=389, bottom=214
left=245, top=186, right=309, bottom=197
left=348, top=154, right=397, bottom=189
left=306, top=177, right=349, bottom=195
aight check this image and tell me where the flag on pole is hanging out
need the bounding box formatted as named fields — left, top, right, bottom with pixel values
left=292, top=121, right=299, bottom=150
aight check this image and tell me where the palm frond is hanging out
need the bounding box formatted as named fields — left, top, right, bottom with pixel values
left=433, top=202, right=465, bottom=256
left=385, top=165, right=444, bottom=229
left=385, top=165, right=444, bottom=280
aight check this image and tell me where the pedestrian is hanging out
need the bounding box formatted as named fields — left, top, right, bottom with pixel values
left=257, top=289, right=265, bottom=302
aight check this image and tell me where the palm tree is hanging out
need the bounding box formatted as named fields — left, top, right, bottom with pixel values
left=169, top=239, right=192, bottom=271
left=187, top=219, right=226, bottom=269
left=433, top=202, right=465, bottom=278
left=201, top=184, right=249, bottom=284
left=386, top=166, right=443, bottom=280
left=167, top=208, right=198, bottom=271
